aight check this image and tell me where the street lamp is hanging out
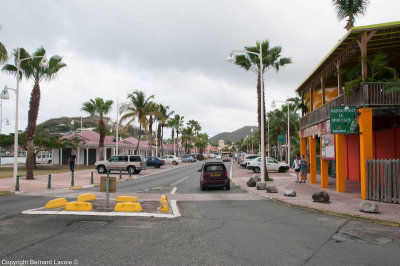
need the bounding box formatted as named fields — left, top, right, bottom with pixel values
left=227, top=47, right=266, bottom=182
left=272, top=99, right=291, bottom=165
left=70, top=118, right=83, bottom=132
left=4, top=49, right=48, bottom=189
left=0, top=87, right=11, bottom=167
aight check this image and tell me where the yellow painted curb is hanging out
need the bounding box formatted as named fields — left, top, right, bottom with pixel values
left=126, top=177, right=134, bottom=180
left=114, top=202, right=142, bottom=212
left=65, top=201, right=93, bottom=211
left=77, top=193, right=96, bottom=202
left=69, top=186, right=83, bottom=190
left=93, top=183, right=100, bottom=187
left=0, top=191, right=14, bottom=196
left=160, top=194, right=169, bottom=213
left=45, top=198, right=68, bottom=209
left=116, top=196, right=138, bottom=203
left=116, top=180, right=122, bottom=183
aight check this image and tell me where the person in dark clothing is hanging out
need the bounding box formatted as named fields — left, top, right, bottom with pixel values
left=68, top=152, right=77, bottom=173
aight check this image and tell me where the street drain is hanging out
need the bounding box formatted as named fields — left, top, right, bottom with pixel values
left=68, top=220, right=109, bottom=229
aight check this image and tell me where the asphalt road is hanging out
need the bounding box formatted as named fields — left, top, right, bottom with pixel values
left=1, top=161, right=400, bottom=266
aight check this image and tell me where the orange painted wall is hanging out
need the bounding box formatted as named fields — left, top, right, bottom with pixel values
left=374, top=128, right=400, bottom=159
left=345, top=134, right=360, bottom=182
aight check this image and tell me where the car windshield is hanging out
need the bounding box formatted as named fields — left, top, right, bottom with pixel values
left=204, top=164, right=225, bottom=172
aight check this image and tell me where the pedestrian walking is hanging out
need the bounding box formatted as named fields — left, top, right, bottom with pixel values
left=68, top=152, right=77, bottom=173
left=300, top=155, right=307, bottom=183
left=291, top=155, right=301, bottom=182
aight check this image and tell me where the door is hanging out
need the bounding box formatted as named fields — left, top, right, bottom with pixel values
left=88, top=149, right=97, bottom=165
left=267, top=158, right=279, bottom=171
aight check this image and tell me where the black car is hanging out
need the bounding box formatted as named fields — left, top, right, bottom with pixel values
left=199, top=162, right=230, bottom=191
left=145, top=157, right=164, bottom=168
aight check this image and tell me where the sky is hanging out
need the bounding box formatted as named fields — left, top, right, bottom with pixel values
left=0, top=0, right=399, bottom=138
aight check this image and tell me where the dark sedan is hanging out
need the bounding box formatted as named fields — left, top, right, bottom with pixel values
left=199, top=162, right=230, bottom=191
left=145, top=157, right=164, bottom=168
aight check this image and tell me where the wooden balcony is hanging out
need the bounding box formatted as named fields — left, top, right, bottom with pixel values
left=300, top=82, right=400, bottom=130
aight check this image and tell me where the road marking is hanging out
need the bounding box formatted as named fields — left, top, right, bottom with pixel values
left=21, top=199, right=181, bottom=218
left=170, top=187, right=177, bottom=194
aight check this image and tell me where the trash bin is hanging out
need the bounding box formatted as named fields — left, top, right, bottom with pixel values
left=100, top=176, right=116, bottom=193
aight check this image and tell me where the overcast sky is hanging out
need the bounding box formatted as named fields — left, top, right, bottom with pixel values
left=0, top=0, right=399, bottom=138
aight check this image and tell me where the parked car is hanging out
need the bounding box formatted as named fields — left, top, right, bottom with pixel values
left=246, top=157, right=290, bottom=173
left=146, top=156, right=164, bottom=168
left=240, top=154, right=260, bottom=167
left=222, top=154, right=230, bottom=162
left=95, top=155, right=146, bottom=174
left=181, top=155, right=195, bottom=163
left=199, top=162, right=230, bottom=191
left=215, top=154, right=222, bottom=159
left=161, top=155, right=181, bottom=165
left=189, top=154, right=199, bottom=161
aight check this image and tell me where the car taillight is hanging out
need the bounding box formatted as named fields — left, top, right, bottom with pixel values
left=140, top=162, right=142, bottom=166
left=224, top=171, right=228, bottom=177
left=203, top=172, right=206, bottom=178
left=247, top=162, right=250, bottom=165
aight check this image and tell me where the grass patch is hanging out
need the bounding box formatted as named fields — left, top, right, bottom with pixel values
left=0, top=165, right=94, bottom=179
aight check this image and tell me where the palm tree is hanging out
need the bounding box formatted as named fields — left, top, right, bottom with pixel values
left=2, top=47, right=66, bottom=179
left=182, top=126, right=194, bottom=154
left=82, top=98, right=113, bottom=161
left=0, top=42, right=7, bottom=65
left=331, top=0, right=370, bottom=31
left=174, top=114, right=184, bottom=156
left=119, top=90, right=154, bottom=154
left=166, top=117, right=178, bottom=156
left=233, top=40, right=291, bottom=180
left=147, top=102, right=163, bottom=156
left=156, top=104, right=174, bottom=156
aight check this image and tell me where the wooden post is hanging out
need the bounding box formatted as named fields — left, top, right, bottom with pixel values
left=301, top=90, right=305, bottom=117
left=358, top=108, right=373, bottom=200
left=321, top=74, right=326, bottom=105
left=310, top=86, right=314, bottom=111
left=335, top=58, right=342, bottom=95
left=357, top=30, right=377, bottom=81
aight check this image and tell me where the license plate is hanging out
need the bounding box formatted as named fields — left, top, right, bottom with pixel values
left=210, top=174, right=221, bottom=177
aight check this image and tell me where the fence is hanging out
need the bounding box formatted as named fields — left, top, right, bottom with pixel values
left=366, top=159, right=400, bottom=204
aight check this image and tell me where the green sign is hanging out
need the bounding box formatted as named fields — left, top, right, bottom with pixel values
left=330, top=106, right=358, bottom=134
left=278, top=134, right=286, bottom=143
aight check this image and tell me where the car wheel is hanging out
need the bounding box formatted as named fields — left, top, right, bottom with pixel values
left=200, top=185, right=206, bottom=191
left=254, top=167, right=260, bottom=173
left=278, top=167, right=285, bottom=173
left=97, top=165, right=106, bottom=174
left=172, top=161, right=178, bottom=165
left=225, top=184, right=230, bottom=190
left=127, top=166, right=136, bottom=175
left=155, top=165, right=161, bottom=168
left=134, top=170, right=141, bottom=174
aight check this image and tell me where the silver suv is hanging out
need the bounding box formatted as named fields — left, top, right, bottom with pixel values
left=95, top=155, right=146, bottom=174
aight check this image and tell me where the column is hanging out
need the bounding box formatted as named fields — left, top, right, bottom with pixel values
left=77, top=148, right=80, bottom=166
left=60, top=148, right=63, bottom=165
left=309, top=136, right=316, bottom=183
left=104, top=148, right=107, bottom=160
left=358, top=108, right=373, bottom=200
left=86, top=147, right=89, bottom=166
left=335, top=134, right=346, bottom=192
left=336, top=59, right=343, bottom=95
left=321, top=74, right=326, bottom=105
left=51, top=150, right=54, bottom=165
left=310, top=86, right=314, bottom=111
left=320, top=140, right=328, bottom=188
left=300, top=132, right=307, bottom=158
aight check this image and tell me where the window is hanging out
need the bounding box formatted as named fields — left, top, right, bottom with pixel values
left=119, top=156, right=128, bottom=162
left=130, top=156, right=141, bottom=162
left=204, top=164, right=225, bottom=172
left=109, top=156, right=119, bottom=162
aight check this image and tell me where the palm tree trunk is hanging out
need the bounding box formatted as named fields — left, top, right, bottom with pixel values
left=26, top=82, right=41, bottom=180
left=135, top=124, right=142, bottom=154
left=161, top=125, right=164, bottom=156
left=148, top=116, right=153, bottom=156
left=171, top=130, right=175, bottom=156
left=99, top=118, right=105, bottom=161
left=176, top=129, right=179, bottom=156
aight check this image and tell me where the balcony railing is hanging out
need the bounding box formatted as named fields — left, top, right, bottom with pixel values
left=300, top=82, right=400, bottom=129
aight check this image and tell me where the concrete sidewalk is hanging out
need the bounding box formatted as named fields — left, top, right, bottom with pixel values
left=0, top=163, right=189, bottom=193
left=231, top=162, right=400, bottom=226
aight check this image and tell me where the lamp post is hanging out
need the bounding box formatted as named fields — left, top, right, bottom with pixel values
left=227, top=46, right=266, bottom=182
left=272, top=99, right=291, bottom=165
left=0, top=87, right=11, bottom=168
left=6, top=49, right=48, bottom=189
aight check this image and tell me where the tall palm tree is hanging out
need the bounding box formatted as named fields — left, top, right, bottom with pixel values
left=119, top=90, right=154, bottom=154
left=187, top=120, right=201, bottom=152
left=0, top=42, right=7, bottom=65
left=166, top=116, right=178, bottom=156
left=233, top=40, right=291, bottom=179
left=2, top=47, right=66, bottom=179
left=147, top=102, right=163, bottom=156
left=82, top=98, right=113, bottom=161
left=331, top=0, right=370, bottom=30
left=156, top=104, right=174, bottom=156
left=182, top=126, right=194, bottom=154
left=174, top=114, right=184, bottom=156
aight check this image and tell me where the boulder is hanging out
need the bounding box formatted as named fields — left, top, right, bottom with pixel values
left=266, top=186, right=278, bottom=193
left=247, top=177, right=257, bottom=187
left=312, top=191, right=330, bottom=203
left=284, top=190, right=296, bottom=197
left=359, top=201, right=379, bottom=213
left=256, top=182, right=266, bottom=190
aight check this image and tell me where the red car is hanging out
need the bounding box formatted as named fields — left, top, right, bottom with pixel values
left=199, top=162, right=230, bottom=191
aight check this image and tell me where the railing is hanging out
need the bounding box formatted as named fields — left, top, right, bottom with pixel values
left=300, top=82, right=400, bottom=129
left=366, top=159, right=400, bottom=204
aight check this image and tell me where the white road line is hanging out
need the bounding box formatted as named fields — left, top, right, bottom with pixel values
left=170, top=187, right=177, bottom=194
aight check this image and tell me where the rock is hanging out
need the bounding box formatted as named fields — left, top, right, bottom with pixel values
left=284, top=190, right=296, bottom=197
left=252, top=174, right=259, bottom=179
left=312, top=191, right=330, bottom=203
left=256, top=182, right=266, bottom=190
left=247, top=177, right=257, bottom=187
left=266, top=186, right=278, bottom=193
left=359, top=201, right=379, bottom=213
